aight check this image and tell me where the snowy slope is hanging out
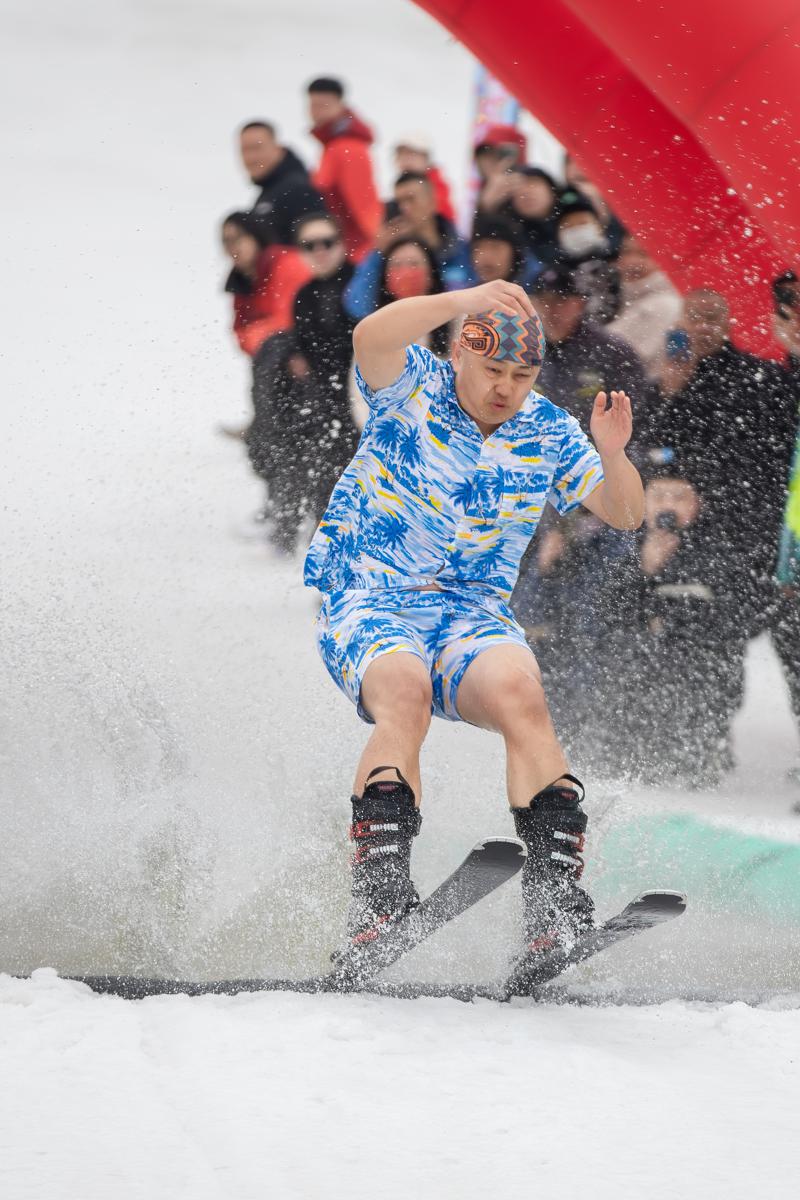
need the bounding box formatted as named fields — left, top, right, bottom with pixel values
left=2, top=2, right=800, bottom=1196
left=2, top=970, right=799, bottom=1200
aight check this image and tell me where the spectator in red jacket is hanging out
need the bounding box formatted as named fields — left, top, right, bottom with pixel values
left=221, top=211, right=310, bottom=357
left=393, top=132, right=456, bottom=224
left=307, top=76, right=382, bottom=263
left=221, top=211, right=314, bottom=553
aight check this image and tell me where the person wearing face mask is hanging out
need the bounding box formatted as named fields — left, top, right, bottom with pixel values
left=563, top=154, right=627, bottom=257
left=345, top=238, right=451, bottom=357
left=343, top=175, right=471, bottom=321
left=554, top=198, right=620, bottom=325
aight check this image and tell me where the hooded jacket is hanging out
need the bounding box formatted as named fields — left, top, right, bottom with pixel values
left=311, top=110, right=382, bottom=262
left=249, top=148, right=325, bottom=246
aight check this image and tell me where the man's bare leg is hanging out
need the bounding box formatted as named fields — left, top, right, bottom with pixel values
left=455, top=644, right=569, bottom=806
left=355, top=653, right=433, bottom=802
left=340, top=653, right=432, bottom=946
left=456, top=642, right=593, bottom=941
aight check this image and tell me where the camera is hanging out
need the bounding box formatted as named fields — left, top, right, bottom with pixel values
left=665, top=329, right=691, bottom=361
left=655, top=510, right=680, bottom=533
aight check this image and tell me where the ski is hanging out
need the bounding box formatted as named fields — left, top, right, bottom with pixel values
left=36, top=888, right=684, bottom=1002
left=16, top=883, right=686, bottom=1005
left=501, top=890, right=687, bottom=998
left=325, top=836, right=526, bottom=990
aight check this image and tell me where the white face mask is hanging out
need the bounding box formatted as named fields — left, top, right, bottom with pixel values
left=558, top=224, right=606, bottom=257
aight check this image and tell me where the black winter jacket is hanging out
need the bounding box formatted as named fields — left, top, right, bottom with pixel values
left=249, top=148, right=325, bottom=245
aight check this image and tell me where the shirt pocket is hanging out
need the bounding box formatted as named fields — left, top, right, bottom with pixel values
left=498, top=469, right=545, bottom=531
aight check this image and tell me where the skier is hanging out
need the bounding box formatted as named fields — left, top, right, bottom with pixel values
left=303, top=280, right=644, bottom=961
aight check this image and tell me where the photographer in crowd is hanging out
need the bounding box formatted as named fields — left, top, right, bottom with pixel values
left=627, top=463, right=740, bottom=785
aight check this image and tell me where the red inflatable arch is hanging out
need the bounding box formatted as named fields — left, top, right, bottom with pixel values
left=563, top=0, right=800, bottom=262
left=415, top=0, right=797, bottom=355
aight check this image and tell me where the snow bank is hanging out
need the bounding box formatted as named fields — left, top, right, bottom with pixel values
left=2, top=969, right=799, bottom=1200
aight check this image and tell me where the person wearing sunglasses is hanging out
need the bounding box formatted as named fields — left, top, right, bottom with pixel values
left=290, top=213, right=360, bottom=529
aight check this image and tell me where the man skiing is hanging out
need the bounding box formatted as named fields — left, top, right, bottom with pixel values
left=304, top=279, right=644, bottom=960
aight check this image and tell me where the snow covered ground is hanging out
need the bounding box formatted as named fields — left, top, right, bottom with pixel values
left=2, top=2, right=799, bottom=1196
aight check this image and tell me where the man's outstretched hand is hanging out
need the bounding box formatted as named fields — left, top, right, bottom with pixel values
left=590, top=390, right=633, bottom=457
left=460, top=280, right=535, bottom=321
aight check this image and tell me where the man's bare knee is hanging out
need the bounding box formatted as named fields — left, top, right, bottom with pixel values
left=491, top=671, right=549, bottom=734
left=361, top=656, right=433, bottom=731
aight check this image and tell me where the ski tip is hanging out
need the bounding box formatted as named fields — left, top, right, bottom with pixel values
left=472, top=837, right=527, bottom=863
left=630, top=891, right=687, bottom=915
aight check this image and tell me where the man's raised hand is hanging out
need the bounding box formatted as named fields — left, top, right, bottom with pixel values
left=461, top=281, right=535, bottom=321
left=590, top=390, right=633, bottom=457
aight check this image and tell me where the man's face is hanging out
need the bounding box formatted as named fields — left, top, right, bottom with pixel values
left=683, top=291, right=730, bottom=360
left=394, top=179, right=436, bottom=228
left=617, top=237, right=655, bottom=283
left=297, top=218, right=345, bottom=279
left=534, top=292, right=585, bottom=343
left=645, top=478, right=701, bottom=530
left=511, top=175, right=555, bottom=220
left=452, top=342, right=540, bottom=430
left=474, top=145, right=519, bottom=181
left=309, top=91, right=345, bottom=126
left=240, top=127, right=281, bottom=183
left=471, top=239, right=514, bottom=283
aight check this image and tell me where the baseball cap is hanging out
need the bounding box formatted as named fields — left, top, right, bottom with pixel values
left=474, top=124, right=528, bottom=159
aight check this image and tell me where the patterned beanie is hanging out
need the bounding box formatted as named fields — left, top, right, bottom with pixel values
left=459, top=309, right=546, bottom=367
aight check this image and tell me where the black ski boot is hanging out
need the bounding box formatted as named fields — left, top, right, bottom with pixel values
left=341, top=766, right=421, bottom=951
left=512, top=774, right=595, bottom=953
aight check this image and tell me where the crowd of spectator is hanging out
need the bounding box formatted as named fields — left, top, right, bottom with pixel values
left=216, top=75, right=800, bottom=801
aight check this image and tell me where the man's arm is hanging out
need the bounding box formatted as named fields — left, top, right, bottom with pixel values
left=581, top=390, right=645, bottom=529
left=352, top=280, right=534, bottom=390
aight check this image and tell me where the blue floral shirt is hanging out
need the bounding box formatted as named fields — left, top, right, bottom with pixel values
left=304, top=344, right=604, bottom=601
